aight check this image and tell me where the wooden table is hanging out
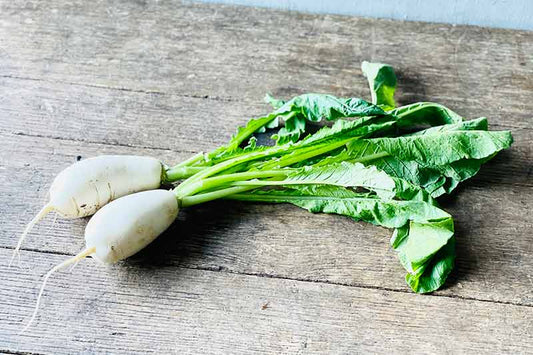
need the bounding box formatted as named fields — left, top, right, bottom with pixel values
left=1, top=2, right=532, bottom=353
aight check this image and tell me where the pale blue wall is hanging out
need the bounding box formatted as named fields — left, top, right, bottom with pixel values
left=193, top=0, right=533, bottom=30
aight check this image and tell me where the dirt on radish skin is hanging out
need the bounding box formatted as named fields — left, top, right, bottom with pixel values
left=46, top=155, right=163, bottom=217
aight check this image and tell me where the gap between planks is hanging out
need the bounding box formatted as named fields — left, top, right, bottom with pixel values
left=0, top=74, right=236, bottom=103
left=9, top=131, right=199, bottom=155
left=0, top=350, right=47, bottom=355
left=3, top=245, right=532, bottom=310
left=5, top=131, right=531, bottom=189
left=1, top=73, right=532, bottom=133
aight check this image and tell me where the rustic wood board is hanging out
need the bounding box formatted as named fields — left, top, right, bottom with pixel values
left=0, top=1, right=532, bottom=354
left=2, top=249, right=533, bottom=354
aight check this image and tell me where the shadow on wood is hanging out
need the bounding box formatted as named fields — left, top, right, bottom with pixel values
left=123, top=200, right=249, bottom=269
left=395, top=69, right=430, bottom=105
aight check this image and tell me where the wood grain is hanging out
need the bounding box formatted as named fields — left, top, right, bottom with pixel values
left=1, top=0, right=532, bottom=353
left=2, top=249, right=532, bottom=354
left=0, top=76, right=264, bottom=153
left=0, top=1, right=532, bottom=126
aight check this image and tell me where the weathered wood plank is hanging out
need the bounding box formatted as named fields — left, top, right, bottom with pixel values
left=0, top=1, right=532, bottom=128
left=1, top=249, right=532, bottom=354
left=0, top=77, right=531, bottom=187
left=1, top=132, right=531, bottom=306
left=1, top=1, right=532, bottom=353
left=0, top=76, right=261, bottom=153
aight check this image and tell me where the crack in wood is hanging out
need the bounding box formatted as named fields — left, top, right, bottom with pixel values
left=3, top=245, right=531, bottom=309
left=0, top=74, right=237, bottom=103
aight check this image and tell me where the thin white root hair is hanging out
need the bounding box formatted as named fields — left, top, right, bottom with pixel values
left=19, top=246, right=96, bottom=334
left=68, top=258, right=82, bottom=273
left=48, top=212, right=59, bottom=235
left=10, top=204, right=54, bottom=267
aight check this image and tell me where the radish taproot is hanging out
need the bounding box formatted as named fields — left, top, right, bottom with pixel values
left=13, top=155, right=164, bottom=262
left=21, top=189, right=179, bottom=332
left=85, top=189, right=179, bottom=263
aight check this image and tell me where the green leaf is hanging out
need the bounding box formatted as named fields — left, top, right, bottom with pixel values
left=198, top=100, right=471, bottom=172
left=356, top=130, right=512, bottom=166
left=361, top=61, right=397, bottom=110
left=276, top=94, right=388, bottom=122
left=210, top=113, right=289, bottom=157
left=391, top=102, right=463, bottom=128
left=267, top=94, right=389, bottom=144
left=255, top=117, right=398, bottom=170
left=392, top=218, right=454, bottom=273
left=229, top=185, right=450, bottom=230
left=407, top=117, right=488, bottom=136
left=405, top=236, right=455, bottom=293
left=243, top=136, right=257, bottom=150
left=338, top=129, right=513, bottom=196
left=284, top=162, right=399, bottom=200
left=213, top=93, right=390, bottom=157
left=241, top=162, right=436, bottom=203
left=297, top=116, right=395, bottom=146
left=180, top=115, right=407, bottom=186
left=307, top=122, right=511, bottom=196
left=275, top=115, right=307, bottom=144
left=264, top=93, right=286, bottom=110
left=228, top=185, right=454, bottom=293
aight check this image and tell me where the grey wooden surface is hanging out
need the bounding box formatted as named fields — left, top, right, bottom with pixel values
left=0, top=1, right=532, bottom=354
left=196, top=0, right=533, bottom=30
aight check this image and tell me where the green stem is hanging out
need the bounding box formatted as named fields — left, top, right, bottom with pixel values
left=175, top=134, right=358, bottom=197
left=164, top=166, right=205, bottom=182
left=226, top=192, right=324, bottom=202
left=391, top=102, right=462, bottom=127
left=226, top=111, right=294, bottom=151
left=174, top=170, right=289, bottom=198
left=180, top=186, right=256, bottom=207
left=257, top=137, right=354, bottom=170
left=350, top=151, right=390, bottom=164
left=230, top=179, right=341, bottom=187
left=178, top=150, right=392, bottom=205
left=174, top=152, right=205, bottom=168
left=173, top=144, right=290, bottom=196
